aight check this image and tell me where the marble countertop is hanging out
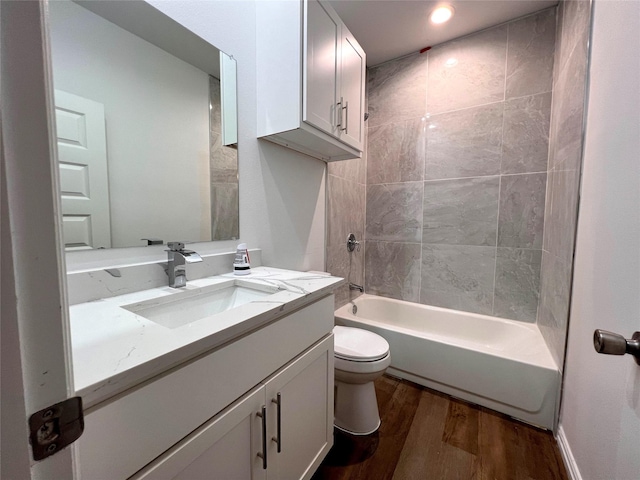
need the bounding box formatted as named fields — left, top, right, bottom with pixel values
left=70, top=267, right=343, bottom=407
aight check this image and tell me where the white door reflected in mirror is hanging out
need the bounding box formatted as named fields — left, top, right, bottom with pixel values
left=55, top=90, right=111, bottom=250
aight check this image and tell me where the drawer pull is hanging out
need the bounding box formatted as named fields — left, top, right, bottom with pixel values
left=256, top=405, right=267, bottom=469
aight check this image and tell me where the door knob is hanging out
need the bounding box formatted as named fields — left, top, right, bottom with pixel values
left=593, top=329, right=640, bottom=365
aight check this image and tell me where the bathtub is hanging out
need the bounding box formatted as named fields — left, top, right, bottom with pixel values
left=335, top=294, right=560, bottom=430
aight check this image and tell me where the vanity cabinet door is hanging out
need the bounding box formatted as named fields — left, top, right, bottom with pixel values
left=303, top=0, right=341, bottom=136
left=130, top=386, right=267, bottom=480
left=265, top=335, right=334, bottom=480
left=338, top=27, right=366, bottom=150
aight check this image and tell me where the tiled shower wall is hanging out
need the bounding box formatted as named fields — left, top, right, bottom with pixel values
left=326, top=137, right=367, bottom=308
left=538, top=0, right=592, bottom=369
left=364, top=9, right=556, bottom=321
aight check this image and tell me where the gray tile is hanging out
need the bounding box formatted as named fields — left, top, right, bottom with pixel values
left=210, top=166, right=238, bottom=185
left=538, top=250, right=573, bottom=368
left=497, top=173, right=547, bottom=249
left=422, top=176, right=500, bottom=246
left=327, top=242, right=364, bottom=308
left=502, top=92, right=552, bottom=174
left=367, top=118, right=426, bottom=184
left=328, top=126, right=367, bottom=184
left=425, top=103, right=503, bottom=180
left=209, top=76, right=221, bottom=133
left=420, top=244, right=496, bottom=315
left=365, top=241, right=421, bottom=302
left=327, top=175, right=365, bottom=247
left=556, top=0, right=591, bottom=76
left=327, top=156, right=365, bottom=185
left=538, top=251, right=572, bottom=329
left=548, top=43, right=588, bottom=172
left=538, top=322, right=567, bottom=372
left=211, top=183, right=239, bottom=240
left=368, top=53, right=428, bottom=127
left=548, top=0, right=590, bottom=174
left=494, top=247, right=542, bottom=322
left=553, top=1, right=565, bottom=88
left=542, top=169, right=580, bottom=263
left=427, top=25, right=507, bottom=114
left=366, top=182, right=423, bottom=242
left=210, top=132, right=238, bottom=183
left=506, top=8, right=556, bottom=99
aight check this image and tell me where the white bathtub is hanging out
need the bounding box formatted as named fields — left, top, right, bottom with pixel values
left=335, top=294, right=560, bottom=430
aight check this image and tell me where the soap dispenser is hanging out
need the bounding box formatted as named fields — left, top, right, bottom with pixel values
left=233, top=243, right=251, bottom=275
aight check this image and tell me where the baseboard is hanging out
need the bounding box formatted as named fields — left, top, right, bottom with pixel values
left=556, top=426, right=582, bottom=480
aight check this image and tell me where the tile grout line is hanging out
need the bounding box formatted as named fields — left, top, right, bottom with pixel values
left=368, top=91, right=552, bottom=131
left=420, top=50, right=428, bottom=303
left=366, top=170, right=548, bottom=188
left=418, top=179, right=425, bottom=304
left=492, top=23, right=509, bottom=317
left=492, top=177, right=502, bottom=317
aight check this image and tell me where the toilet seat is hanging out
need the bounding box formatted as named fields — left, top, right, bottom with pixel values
left=333, top=325, right=390, bottom=361
left=334, top=353, right=391, bottom=376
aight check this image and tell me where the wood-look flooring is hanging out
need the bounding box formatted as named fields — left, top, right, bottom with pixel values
left=313, top=375, right=568, bottom=480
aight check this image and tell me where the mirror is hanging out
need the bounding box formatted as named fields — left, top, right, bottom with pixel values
left=48, top=0, right=239, bottom=250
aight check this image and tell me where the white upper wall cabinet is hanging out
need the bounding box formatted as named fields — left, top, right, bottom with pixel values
left=303, top=0, right=341, bottom=138
left=257, top=0, right=366, bottom=162
left=338, top=28, right=366, bottom=150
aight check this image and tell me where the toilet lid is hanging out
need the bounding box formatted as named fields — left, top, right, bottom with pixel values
left=333, top=326, right=389, bottom=361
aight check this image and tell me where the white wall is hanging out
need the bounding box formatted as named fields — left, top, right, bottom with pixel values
left=65, top=0, right=327, bottom=272
left=50, top=1, right=212, bottom=248
left=559, top=1, right=640, bottom=479
left=148, top=0, right=327, bottom=271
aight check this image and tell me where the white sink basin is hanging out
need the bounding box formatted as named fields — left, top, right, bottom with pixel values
left=122, top=281, right=278, bottom=329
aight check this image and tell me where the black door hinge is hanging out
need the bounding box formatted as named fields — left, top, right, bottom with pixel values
left=29, top=396, right=84, bottom=461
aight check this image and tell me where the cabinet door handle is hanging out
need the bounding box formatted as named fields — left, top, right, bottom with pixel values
left=256, top=405, right=267, bottom=469
left=271, top=393, right=282, bottom=453
left=341, top=101, right=348, bottom=133
left=336, top=97, right=344, bottom=129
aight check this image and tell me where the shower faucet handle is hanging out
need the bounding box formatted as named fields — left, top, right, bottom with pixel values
left=347, top=233, right=361, bottom=252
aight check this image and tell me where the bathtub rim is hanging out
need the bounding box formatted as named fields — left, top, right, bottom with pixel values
left=334, top=294, right=561, bottom=430
left=335, top=294, right=559, bottom=372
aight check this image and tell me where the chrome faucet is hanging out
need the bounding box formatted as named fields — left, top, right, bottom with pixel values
left=349, top=283, right=364, bottom=292
left=166, top=242, right=202, bottom=288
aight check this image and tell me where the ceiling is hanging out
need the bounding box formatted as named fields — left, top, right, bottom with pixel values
left=329, top=0, right=558, bottom=66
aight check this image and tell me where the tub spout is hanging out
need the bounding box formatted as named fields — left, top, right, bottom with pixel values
left=349, top=283, right=364, bottom=292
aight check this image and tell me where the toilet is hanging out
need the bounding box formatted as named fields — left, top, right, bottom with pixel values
left=333, top=325, right=391, bottom=435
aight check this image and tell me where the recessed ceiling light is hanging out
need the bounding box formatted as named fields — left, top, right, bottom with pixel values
left=430, top=5, right=454, bottom=24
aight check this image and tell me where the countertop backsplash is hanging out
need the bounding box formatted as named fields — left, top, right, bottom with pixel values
left=67, top=249, right=262, bottom=305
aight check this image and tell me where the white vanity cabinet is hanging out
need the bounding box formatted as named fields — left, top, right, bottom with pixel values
left=133, top=385, right=266, bottom=480
left=76, top=295, right=335, bottom=480
left=264, top=336, right=333, bottom=479
left=132, top=336, right=333, bottom=480
left=257, top=0, right=366, bottom=162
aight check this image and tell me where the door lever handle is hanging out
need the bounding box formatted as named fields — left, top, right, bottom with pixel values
left=593, top=329, right=640, bottom=365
